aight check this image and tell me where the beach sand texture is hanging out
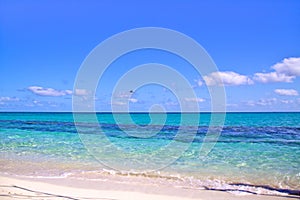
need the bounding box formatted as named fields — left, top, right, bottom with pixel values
left=0, top=175, right=297, bottom=200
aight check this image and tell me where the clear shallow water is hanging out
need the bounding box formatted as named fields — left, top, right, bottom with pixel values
left=0, top=112, right=299, bottom=196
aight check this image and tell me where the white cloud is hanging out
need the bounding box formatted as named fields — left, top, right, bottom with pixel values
left=274, top=89, right=298, bottom=96
left=129, top=98, right=138, bottom=103
left=254, top=57, right=300, bottom=83
left=110, top=91, right=139, bottom=107
left=256, top=98, right=277, bottom=106
left=111, top=98, right=138, bottom=106
left=165, top=101, right=178, bottom=106
left=203, top=71, right=253, bottom=86
left=254, top=72, right=295, bottom=83
left=114, top=92, right=131, bottom=98
left=74, top=89, right=89, bottom=96
left=197, top=80, right=203, bottom=87
left=0, top=97, right=20, bottom=102
left=272, top=57, right=300, bottom=76
left=226, top=103, right=238, bottom=107
left=184, top=97, right=205, bottom=102
left=65, top=90, right=73, bottom=95
left=245, top=100, right=255, bottom=106
left=0, top=97, right=20, bottom=105
left=32, top=100, right=43, bottom=106
left=28, top=86, right=72, bottom=97
left=280, top=99, right=294, bottom=104
left=112, top=101, right=126, bottom=106
left=246, top=98, right=277, bottom=106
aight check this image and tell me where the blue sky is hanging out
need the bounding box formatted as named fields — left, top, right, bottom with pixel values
left=0, top=0, right=300, bottom=112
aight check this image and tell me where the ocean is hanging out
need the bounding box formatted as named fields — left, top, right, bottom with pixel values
left=0, top=112, right=299, bottom=196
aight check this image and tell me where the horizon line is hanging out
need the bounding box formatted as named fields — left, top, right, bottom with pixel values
left=0, top=111, right=300, bottom=114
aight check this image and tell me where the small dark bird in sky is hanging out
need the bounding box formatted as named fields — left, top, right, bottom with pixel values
left=130, top=90, right=134, bottom=93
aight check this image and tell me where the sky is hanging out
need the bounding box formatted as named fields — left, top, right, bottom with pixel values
left=0, top=0, right=300, bottom=112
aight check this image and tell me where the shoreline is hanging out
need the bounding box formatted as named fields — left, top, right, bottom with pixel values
left=0, top=174, right=297, bottom=200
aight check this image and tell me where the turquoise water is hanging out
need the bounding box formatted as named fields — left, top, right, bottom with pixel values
left=0, top=112, right=299, bottom=196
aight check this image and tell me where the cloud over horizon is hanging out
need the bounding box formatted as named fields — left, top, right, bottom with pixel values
left=3, top=57, right=299, bottom=111
left=254, top=57, right=300, bottom=83
left=28, top=86, right=72, bottom=97
left=74, top=89, right=90, bottom=96
left=0, top=97, right=20, bottom=105
left=199, top=57, right=300, bottom=86
left=273, top=57, right=300, bottom=76
left=203, top=71, right=253, bottom=86
left=274, top=89, right=298, bottom=96
left=184, top=97, right=205, bottom=102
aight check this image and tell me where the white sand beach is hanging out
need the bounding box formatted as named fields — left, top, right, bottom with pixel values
left=0, top=175, right=297, bottom=200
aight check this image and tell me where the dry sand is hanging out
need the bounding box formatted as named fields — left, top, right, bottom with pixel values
left=1, top=175, right=298, bottom=200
